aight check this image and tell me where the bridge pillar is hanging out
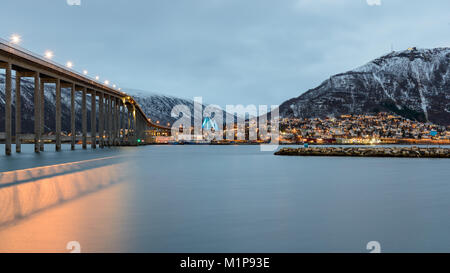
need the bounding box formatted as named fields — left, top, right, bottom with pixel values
left=103, top=93, right=107, bottom=148
left=34, top=72, right=41, bottom=153
left=128, top=107, right=131, bottom=145
left=139, top=116, right=143, bottom=143
left=15, top=75, right=21, bottom=153
left=82, top=87, right=87, bottom=149
left=118, top=100, right=122, bottom=144
left=108, top=96, right=113, bottom=146
left=136, top=115, right=140, bottom=143
left=136, top=115, right=140, bottom=144
left=5, top=63, right=12, bottom=156
left=91, top=90, right=96, bottom=149
left=111, top=97, right=115, bottom=145
left=111, top=97, right=114, bottom=145
left=128, top=108, right=132, bottom=145
left=119, top=100, right=122, bottom=144
left=115, top=97, right=119, bottom=145
left=121, top=101, right=126, bottom=144
left=55, top=79, right=61, bottom=151
left=113, top=98, right=117, bottom=145
left=99, top=92, right=104, bottom=148
left=71, top=83, right=76, bottom=150
left=104, top=95, right=108, bottom=146
left=133, top=105, right=137, bottom=145
left=127, top=106, right=131, bottom=145
left=105, top=95, right=108, bottom=146
left=40, top=80, right=45, bottom=151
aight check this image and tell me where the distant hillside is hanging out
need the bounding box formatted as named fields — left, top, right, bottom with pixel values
left=279, top=48, right=450, bottom=125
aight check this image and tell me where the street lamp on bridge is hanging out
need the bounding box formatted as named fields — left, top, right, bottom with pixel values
left=10, top=34, right=21, bottom=44
left=44, top=50, right=54, bottom=59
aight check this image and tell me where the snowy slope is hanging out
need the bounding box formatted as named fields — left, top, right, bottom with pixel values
left=128, top=89, right=240, bottom=126
left=279, top=48, right=450, bottom=125
left=126, top=89, right=197, bottom=126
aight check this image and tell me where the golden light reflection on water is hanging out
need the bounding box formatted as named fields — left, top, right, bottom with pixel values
left=0, top=157, right=133, bottom=253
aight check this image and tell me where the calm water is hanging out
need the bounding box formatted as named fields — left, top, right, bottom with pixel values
left=0, top=144, right=449, bottom=253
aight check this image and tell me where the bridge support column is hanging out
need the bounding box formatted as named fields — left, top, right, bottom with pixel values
left=55, top=79, right=61, bottom=151
left=106, top=95, right=109, bottom=146
left=104, top=95, right=108, bottom=146
left=111, top=97, right=114, bottom=145
left=119, top=101, right=123, bottom=144
left=40, top=80, right=45, bottom=151
left=138, top=118, right=141, bottom=144
left=129, top=107, right=132, bottom=144
left=108, top=97, right=112, bottom=146
left=99, top=92, right=104, bottom=148
left=121, top=101, right=126, bottom=144
left=136, top=115, right=140, bottom=144
left=136, top=116, right=140, bottom=144
left=71, top=83, right=76, bottom=150
left=133, top=105, right=137, bottom=145
left=5, top=63, right=12, bottom=156
left=108, top=96, right=113, bottom=146
left=113, top=98, right=117, bottom=145
left=91, top=90, right=96, bottom=149
left=82, top=87, right=87, bottom=149
left=128, top=108, right=131, bottom=145
left=34, top=72, right=41, bottom=153
left=115, top=98, right=119, bottom=145
left=111, top=97, right=115, bottom=145
left=15, top=75, right=21, bottom=153
left=118, top=101, right=122, bottom=144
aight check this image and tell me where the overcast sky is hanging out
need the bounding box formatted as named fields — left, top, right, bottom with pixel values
left=2, top=0, right=449, bottom=106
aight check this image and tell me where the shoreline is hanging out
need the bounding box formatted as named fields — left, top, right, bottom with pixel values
left=274, top=147, right=450, bottom=158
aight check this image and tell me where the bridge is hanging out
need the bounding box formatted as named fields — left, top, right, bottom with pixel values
left=0, top=38, right=170, bottom=155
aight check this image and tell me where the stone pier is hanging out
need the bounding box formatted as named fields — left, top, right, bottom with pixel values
left=275, top=147, right=450, bottom=158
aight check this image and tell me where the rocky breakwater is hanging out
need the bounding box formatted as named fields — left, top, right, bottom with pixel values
left=274, top=147, right=450, bottom=158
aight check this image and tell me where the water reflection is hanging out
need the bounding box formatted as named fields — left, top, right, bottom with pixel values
left=0, top=156, right=128, bottom=227
left=1, top=145, right=450, bottom=252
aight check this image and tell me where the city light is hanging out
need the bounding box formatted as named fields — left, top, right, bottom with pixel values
left=83, top=70, right=88, bottom=75
left=44, top=50, right=54, bottom=59
left=113, top=84, right=116, bottom=88
left=10, top=34, right=21, bottom=44
left=95, top=76, right=100, bottom=81
left=104, top=80, right=109, bottom=85
left=66, top=61, right=73, bottom=68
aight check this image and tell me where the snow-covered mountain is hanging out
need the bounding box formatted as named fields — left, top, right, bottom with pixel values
left=128, top=89, right=241, bottom=126
left=0, top=75, right=85, bottom=134
left=279, top=48, right=450, bottom=125
left=126, top=89, right=197, bottom=126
